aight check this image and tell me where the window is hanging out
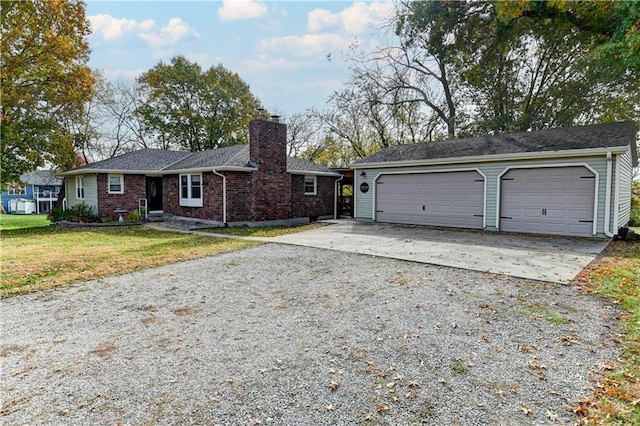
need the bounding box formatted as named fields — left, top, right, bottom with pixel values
left=7, top=185, right=26, bottom=195
left=179, top=174, right=203, bottom=207
left=76, top=177, right=85, bottom=199
left=304, top=175, right=317, bottom=195
left=108, top=174, right=124, bottom=194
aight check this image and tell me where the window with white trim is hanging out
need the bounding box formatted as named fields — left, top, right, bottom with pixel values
left=180, top=173, right=203, bottom=207
left=76, top=177, right=85, bottom=199
left=108, top=174, right=124, bottom=194
left=7, top=185, right=26, bottom=195
left=304, top=175, right=317, bottom=195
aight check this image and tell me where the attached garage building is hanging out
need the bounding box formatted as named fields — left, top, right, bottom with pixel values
left=353, top=121, right=638, bottom=238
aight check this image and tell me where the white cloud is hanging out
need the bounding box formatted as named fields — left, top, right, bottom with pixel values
left=218, top=0, right=268, bottom=22
left=308, top=9, right=339, bottom=33
left=139, top=18, right=200, bottom=50
left=259, top=33, right=353, bottom=58
left=89, top=14, right=154, bottom=40
left=308, top=1, right=395, bottom=35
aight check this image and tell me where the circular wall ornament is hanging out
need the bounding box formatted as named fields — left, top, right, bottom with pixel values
left=360, top=182, right=369, bottom=193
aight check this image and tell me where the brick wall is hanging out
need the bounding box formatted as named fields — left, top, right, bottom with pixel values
left=249, top=119, right=291, bottom=221
left=226, top=172, right=252, bottom=222
left=163, top=173, right=224, bottom=221
left=96, top=174, right=146, bottom=219
left=290, top=175, right=336, bottom=219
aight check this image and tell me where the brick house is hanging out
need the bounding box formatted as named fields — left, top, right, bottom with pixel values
left=59, top=118, right=342, bottom=225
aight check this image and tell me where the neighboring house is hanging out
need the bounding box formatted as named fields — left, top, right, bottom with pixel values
left=352, top=121, right=638, bottom=238
left=58, top=118, right=342, bottom=225
left=1, top=170, right=62, bottom=214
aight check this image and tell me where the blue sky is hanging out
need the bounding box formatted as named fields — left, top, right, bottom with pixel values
left=86, top=1, right=396, bottom=116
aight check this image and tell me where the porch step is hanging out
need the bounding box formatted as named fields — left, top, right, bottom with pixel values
left=145, top=213, right=174, bottom=222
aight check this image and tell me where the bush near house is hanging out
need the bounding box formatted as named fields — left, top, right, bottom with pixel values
left=630, top=182, right=639, bottom=227
left=48, top=203, right=99, bottom=223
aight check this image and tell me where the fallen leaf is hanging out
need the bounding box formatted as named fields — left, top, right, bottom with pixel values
left=408, top=380, right=421, bottom=388
left=363, top=412, right=374, bottom=420
left=510, top=385, right=518, bottom=394
left=522, top=405, right=533, bottom=415
left=497, top=389, right=505, bottom=398
left=547, top=410, right=557, bottom=421
left=327, top=380, right=341, bottom=391
left=386, top=381, right=396, bottom=388
left=480, top=332, right=488, bottom=341
left=325, top=404, right=334, bottom=412
left=377, top=404, right=390, bottom=413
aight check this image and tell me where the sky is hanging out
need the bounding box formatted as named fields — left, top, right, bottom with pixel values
left=85, top=0, right=397, bottom=116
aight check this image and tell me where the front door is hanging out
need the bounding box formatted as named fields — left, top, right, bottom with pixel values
left=146, top=177, right=163, bottom=211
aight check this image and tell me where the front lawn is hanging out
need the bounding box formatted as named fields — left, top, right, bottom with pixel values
left=0, top=225, right=257, bottom=297
left=574, top=240, right=640, bottom=424
left=0, top=213, right=50, bottom=230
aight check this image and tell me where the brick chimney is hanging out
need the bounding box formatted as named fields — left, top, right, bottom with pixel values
left=249, top=117, right=291, bottom=221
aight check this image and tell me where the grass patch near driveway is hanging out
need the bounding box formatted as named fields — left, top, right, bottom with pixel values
left=198, top=222, right=327, bottom=237
left=0, top=214, right=50, bottom=230
left=574, top=240, right=640, bottom=424
left=0, top=225, right=257, bottom=297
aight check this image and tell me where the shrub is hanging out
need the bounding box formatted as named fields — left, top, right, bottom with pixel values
left=630, top=190, right=640, bottom=226
left=127, top=210, right=141, bottom=222
left=47, top=203, right=100, bottom=223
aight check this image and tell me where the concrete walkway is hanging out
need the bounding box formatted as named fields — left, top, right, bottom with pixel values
left=146, top=220, right=610, bottom=284
left=269, top=221, right=610, bottom=284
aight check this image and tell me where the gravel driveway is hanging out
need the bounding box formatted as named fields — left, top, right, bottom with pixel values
left=1, top=244, right=620, bottom=425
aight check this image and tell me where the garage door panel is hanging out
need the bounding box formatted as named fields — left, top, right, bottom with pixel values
left=376, top=171, right=484, bottom=229
left=500, top=167, right=595, bottom=237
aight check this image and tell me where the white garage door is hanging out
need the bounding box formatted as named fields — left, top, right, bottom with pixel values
left=375, top=171, right=484, bottom=229
left=500, top=167, right=595, bottom=237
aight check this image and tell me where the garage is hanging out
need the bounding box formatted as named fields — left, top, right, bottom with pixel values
left=499, top=166, right=595, bottom=237
left=375, top=171, right=484, bottom=228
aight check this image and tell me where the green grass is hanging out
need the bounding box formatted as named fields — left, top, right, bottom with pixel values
left=0, top=225, right=258, bottom=297
left=573, top=241, right=640, bottom=424
left=198, top=222, right=327, bottom=237
left=522, top=303, right=571, bottom=326
left=0, top=214, right=50, bottom=230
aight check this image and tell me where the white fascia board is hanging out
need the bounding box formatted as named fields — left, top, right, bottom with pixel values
left=288, top=171, right=342, bottom=177
left=58, top=166, right=256, bottom=176
left=354, top=147, right=630, bottom=169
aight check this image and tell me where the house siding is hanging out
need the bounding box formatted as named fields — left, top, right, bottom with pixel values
left=290, top=175, right=335, bottom=219
left=226, top=172, right=252, bottom=222
left=163, top=172, right=224, bottom=222
left=67, top=174, right=98, bottom=212
left=355, top=155, right=609, bottom=236
left=617, top=148, right=634, bottom=228
left=96, top=174, right=146, bottom=219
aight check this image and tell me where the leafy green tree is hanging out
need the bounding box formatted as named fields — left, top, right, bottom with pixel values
left=136, top=56, right=260, bottom=151
left=1, top=0, right=94, bottom=183
left=337, top=0, right=638, bottom=148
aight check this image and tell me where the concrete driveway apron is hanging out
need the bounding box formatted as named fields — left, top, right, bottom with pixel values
left=271, top=220, right=610, bottom=283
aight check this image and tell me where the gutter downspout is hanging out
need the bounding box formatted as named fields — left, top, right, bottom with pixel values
left=613, top=152, right=621, bottom=235
left=211, top=169, right=227, bottom=225
left=334, top=175, right=344, bottom=220
left=604, top=151, right=614, bottom=237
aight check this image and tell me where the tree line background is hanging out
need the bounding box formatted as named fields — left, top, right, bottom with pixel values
left=2, top=0, right=639, bottom=184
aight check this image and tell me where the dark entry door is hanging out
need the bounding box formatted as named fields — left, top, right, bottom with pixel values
left=146, top=177, right=163, bottom=211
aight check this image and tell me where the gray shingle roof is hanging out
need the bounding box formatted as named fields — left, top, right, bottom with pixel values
left=62, top=149, right=192, bottom=173
left=353, top=121, right=637, bottom=166
left=60, top=146, right=339, bottom=176
left=20, top=170, right=63, bottom=186
left=165, top=145, right=250, bottom=170
left=287, top=157, right=341, bottom=175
